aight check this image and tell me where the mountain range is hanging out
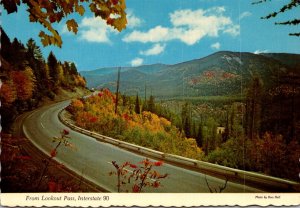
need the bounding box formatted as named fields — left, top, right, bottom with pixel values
left=80, top=51, right=300, bottom=98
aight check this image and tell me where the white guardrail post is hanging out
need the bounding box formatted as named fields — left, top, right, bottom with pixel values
left=58, top=109, right=300, bottom=192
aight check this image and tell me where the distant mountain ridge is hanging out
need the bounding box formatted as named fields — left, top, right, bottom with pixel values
left=81, top=51, right=300, bottom=98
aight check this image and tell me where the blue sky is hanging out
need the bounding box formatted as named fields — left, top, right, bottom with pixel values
left=2, top=0, right=299, bottom=71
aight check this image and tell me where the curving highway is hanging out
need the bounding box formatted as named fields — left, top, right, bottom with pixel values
left=22, top=101, right=263, bottom=193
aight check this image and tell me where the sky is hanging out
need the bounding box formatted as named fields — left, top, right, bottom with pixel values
left=1, top=0, right=300, bottom=71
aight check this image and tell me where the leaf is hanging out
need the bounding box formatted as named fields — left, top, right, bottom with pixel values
left=111, top=13, right=127, bottom=31
left=75, top=5, right=85, bottom=16
left=66, top=19, right=78, bottom=34
left=2, top=0, right=20, bottom=14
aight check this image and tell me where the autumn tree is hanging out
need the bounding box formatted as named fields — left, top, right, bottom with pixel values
left=0, top=81, right=17, bottom=105
left=253, top=0, right=300, bottom=36
left=1, top=0, right=127, bottom=47
left=11, top=68, right=36, bottom=102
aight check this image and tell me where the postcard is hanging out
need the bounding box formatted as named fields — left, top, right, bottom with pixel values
left=1, top=0, right=299, bottom=207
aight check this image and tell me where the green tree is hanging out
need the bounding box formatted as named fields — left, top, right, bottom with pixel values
left=26, top=38, right=48, bottom=101
left=205, top=117, right=218, bottom=153
left=135, top=94, right=140, bottom=114
left=47, top=51, right=59, bottom=86
left=196, top=124, right=203, bottom=147
left=148, top=95, right=156, bottom=113
left=70, top=62, right=78, bottom=75
left=181, top=102, right=192, bottom=138
left=10, top=38, right=27, bottom=69
left=245, top=76, right=263, bottom=140
left=1, top=0, right=127, bottom=47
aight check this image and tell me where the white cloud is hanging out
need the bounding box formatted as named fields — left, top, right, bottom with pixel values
left=131, top=57, right=144, bottom=67
left=127, top=10, right=142, bottom=28
left=211, top=42, right=221, bottom=50
left=224, top=25, right=240, bottom=36
left=254, top=49, right=269, bottom=54
left=123, top=7, right=239, bottom=45
left=79, top=17, right=117, bottom=43
left=140, top=43, right=166, bottom=56
left=123, top=26, right=169, bottom=43
left=239, top=11, right=252, bottom=20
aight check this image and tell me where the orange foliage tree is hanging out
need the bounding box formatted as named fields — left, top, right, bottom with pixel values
left=67, top=89, right=205, bottom=160
left=10, top=68, right=36, bottom=101
left=0, top=81, right=17, bottom=105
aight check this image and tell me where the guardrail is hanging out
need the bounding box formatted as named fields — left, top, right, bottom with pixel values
left=58, top=109, right=300, bottom=192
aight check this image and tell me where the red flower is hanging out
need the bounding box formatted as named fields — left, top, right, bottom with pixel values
left=154, top=161, right=163, bottom=166
left=132, top=184, right=140, bottom=193
left=63, top=129, right=69, bottom=135
left=98, top=92, right=103, bottom=97
left=129, top=164, right=137, bottom=169
left=50, top=149, right=57, bottom=157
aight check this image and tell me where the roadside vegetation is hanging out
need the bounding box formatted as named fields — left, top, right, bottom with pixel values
left=67, top=83, right=300, bottom=182
left=67, top=89, right=204, bottom=160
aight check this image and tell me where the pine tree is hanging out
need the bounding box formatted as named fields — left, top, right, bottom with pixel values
left=135, top=94, right=140, bottom=114
left=26, top=38, right=47, bottom=99
left=47, top=51, right=59, bottom=86
left=196, top=124, right=203, bottom=147
left=245, top=76, right=263, bottom=140
left=70, top=62, right=78, bottom=75
left=181, top=102, right=192, bottom=138
left=148, top=95, right=155, bottom=113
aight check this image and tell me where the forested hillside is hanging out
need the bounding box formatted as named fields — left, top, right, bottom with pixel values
left=0, top=28, right=87, bottom=132
left=81, top=51, right=300, bottom=98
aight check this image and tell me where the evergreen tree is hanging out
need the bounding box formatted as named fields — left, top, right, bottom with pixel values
left=135, top=93, right=140, bottom=114
left=142, top=101, right=148, bottom=112
left=11, top=38, right=27, bottom=68
left=47, top=51, right=59, bottom=86
left=26, top=38, right=47, bottom=100
left=70, top=62, right=78, bottom=75
left=148, top=95, right=155, bottom=113
left=196, top=124, right=203, bottom=147
left=0, top=28, right=13, bottom=63
left=181, top=102, right=192, bottom=138
left=245, top=76, right=263, bottom=140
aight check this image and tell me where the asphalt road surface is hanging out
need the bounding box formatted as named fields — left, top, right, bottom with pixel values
left=22, top=101, right=262, bottom=193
